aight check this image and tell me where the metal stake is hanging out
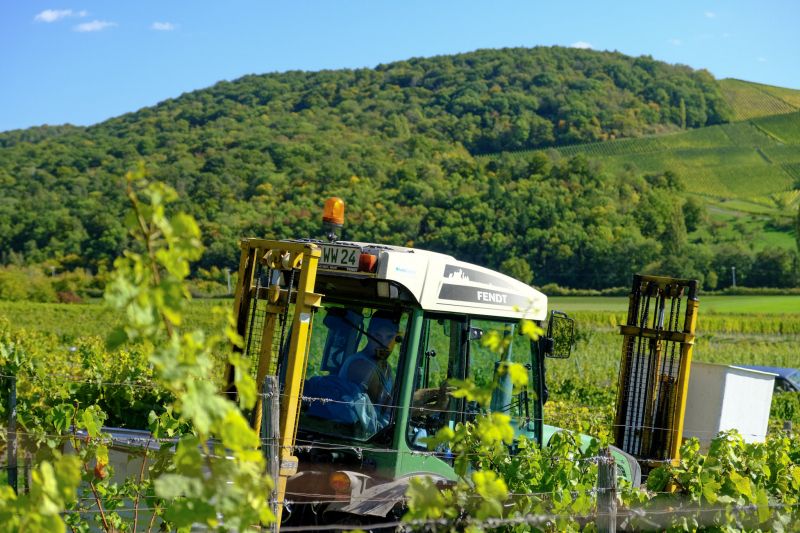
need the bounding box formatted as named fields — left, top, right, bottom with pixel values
left=263, top=376, right=280, bottom=532
left=596, top=448, right=617, bottom=533
left=7, top=373, right=17, bottom=492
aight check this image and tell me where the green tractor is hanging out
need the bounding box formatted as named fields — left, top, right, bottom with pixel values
left=226, top=198, right=645, bottom=529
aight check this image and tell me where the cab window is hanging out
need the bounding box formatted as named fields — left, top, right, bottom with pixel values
left=297, top=304, right=409, bottom=442
left=468, top=318, right=529, bottom=418
left=407, top=315, right=466, bottom=449
left=407, top=315, right=533, bottom=450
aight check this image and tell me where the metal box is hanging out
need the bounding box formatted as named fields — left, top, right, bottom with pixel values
left=682, top=362, right=775, bottom=448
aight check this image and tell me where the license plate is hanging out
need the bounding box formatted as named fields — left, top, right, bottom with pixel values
left=319, top=244, right=360, bottom=271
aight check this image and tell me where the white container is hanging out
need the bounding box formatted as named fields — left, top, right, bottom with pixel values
left=682, top=362, right=775, bottom=449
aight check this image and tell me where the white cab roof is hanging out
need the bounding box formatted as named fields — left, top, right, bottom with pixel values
left=321, top=241, right=547, bottom=321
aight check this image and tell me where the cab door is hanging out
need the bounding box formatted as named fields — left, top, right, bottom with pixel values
left=406, top=314, right=467, bottom=450
left=466, top=317, right=539, bottom=442
left=406, top=314, right=541, bottom=448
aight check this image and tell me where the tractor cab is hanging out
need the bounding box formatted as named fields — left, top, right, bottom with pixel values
left=226, top=199, right=576, bottom=527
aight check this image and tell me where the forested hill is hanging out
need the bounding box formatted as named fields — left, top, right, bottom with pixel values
left=4, top=46, right=785, bottom=291
left=2, top=47, right=731, bottom=150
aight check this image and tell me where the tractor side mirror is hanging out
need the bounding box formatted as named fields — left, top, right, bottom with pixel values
left=544, top=310, right=574, bottom=359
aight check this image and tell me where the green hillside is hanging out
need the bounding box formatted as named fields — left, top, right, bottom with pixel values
left=0, top=46, right=797, bottom=293
left=484, top=79, right=800, bottom=214
left=543, top=113, right=800, bottom=204
left=480, top=104, right=800, bottom=285
left=720, top=79, right=800, bottom=120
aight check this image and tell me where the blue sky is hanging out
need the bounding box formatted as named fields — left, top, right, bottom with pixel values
left=1, top=0, right=798, bottom=132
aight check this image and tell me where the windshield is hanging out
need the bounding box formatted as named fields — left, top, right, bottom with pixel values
left=297, top=304, right=410, bottom=442
left=407, top=315, right=535, bottom=450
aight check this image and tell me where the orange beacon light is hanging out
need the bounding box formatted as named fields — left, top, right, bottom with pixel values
left=322, top=197, right=345, bottom=241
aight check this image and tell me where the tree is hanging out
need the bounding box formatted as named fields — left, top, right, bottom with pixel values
left=796, top=203, right=800, bottom=254
left=679, top=97, right=687, bottom=129
left=500, top=257, right=533, bottom=285
left=747, top=247, right=798, bottom=288
left=0, top=46, right=762, bottom=287
left=712, top=244, right=753, bottom=289
left=682, top=197, right=706, bottom=233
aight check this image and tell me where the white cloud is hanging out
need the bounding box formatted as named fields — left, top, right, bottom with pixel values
left=570, top=41, right=592, bottom=50
left=73, top=20, right=116, bottom=32
left=705, top=11, right=716, bottom=18
left=757, top=56, right=767, bottom=63
left=151, top=21, right=176, bottom=31
left=34, top=9, right=81, bottom=22
left=669, top=38, right=683, bottom=46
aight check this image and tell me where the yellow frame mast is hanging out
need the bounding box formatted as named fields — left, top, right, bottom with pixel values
left=613, top=274, right=699, bottom=468
left=228, top=238, right=322, bottom=526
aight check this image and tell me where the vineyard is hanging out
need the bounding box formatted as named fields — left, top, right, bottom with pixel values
left=0, top=174, right=275, bottom=531
left=492, top=114, right=800, bottom=204
left=1, top=176, right=800, bottom=531
left=0, top=299, right=227, bottom=343
left=719, top=79, right=799, bottom=121
left=2, top=291, right=800, bottom=529
left=756, top=112, right=800, bottom=144
left=2, top=19, right=799, bottom=526
left=2, top=296, right=799, bottom=406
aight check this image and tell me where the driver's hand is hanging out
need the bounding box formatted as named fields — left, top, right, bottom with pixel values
left=438, top=380, right=457, bottom=396
left=434, top=381, right=456, bottom=408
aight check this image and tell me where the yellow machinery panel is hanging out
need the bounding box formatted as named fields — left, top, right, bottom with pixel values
left=614, top=274, right=699, bottom=466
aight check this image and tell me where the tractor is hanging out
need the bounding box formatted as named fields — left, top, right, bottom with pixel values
left=223, top=198, right=686, bottom=529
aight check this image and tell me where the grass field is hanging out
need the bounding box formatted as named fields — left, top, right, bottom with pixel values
left=550, top=295, right=800, bottom=314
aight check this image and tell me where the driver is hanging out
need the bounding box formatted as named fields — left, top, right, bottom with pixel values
left=338, top=311, right=401, bottom=428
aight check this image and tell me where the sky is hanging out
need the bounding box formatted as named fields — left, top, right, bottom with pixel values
left=1, top=0, right=798, bottom=132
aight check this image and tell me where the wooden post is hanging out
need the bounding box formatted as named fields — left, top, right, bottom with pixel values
left=596, top=448, right=617, bottom=533
left=7, top=372, right=17, bottom=492
left=263, top=376, right=280, bottom=533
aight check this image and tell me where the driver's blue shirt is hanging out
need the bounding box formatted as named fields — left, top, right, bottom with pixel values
left=339, top=352, right=393, bottom=426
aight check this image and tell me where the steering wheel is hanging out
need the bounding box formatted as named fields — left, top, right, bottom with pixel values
left=410, top=384, right=455, bottom=434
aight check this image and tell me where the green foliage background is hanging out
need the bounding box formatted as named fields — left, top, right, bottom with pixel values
left=9, top=46, right=797, bottom=291
left=0, top=172, right=273, bottom=531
